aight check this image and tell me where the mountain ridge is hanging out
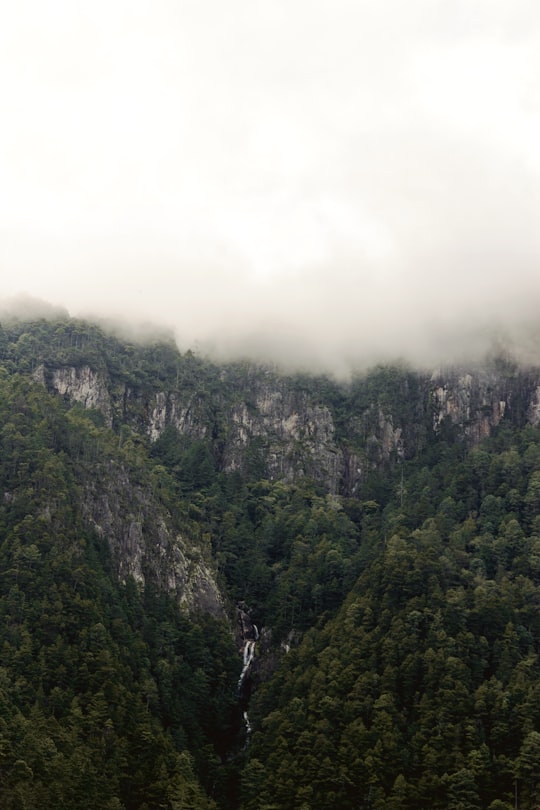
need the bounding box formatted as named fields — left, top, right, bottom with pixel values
left=2, top=314, right=540, bottom=808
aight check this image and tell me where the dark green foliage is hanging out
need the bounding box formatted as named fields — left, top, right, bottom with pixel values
left=204, top=477, right=363, bottom=638
left=244, top=424, right=540, bottom=809
left=0, top=371, right=235, bottom=808
left=3, top=316, right=540, bottom=809
left=150, top=427, right=218, bottom=492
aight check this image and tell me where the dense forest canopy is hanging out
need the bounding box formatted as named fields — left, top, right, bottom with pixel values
left=0, top=316, right=540, bottom=809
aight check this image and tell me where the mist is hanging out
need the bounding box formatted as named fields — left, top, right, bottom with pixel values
left=1, top=0, right=540, bottom=376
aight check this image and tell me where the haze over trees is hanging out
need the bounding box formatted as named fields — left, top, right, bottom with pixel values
left=0, top=315, right=540, bottom=808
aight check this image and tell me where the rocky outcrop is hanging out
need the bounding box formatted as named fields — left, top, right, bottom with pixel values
left=147, top=391, right=210, bottom=442
left=80, top=458, right=223, bottom=617
left=427, top=365, right=536, bottom=444
left=36, top=359, right=540, bottom=500
left=27, top=348, right=540, bottom=617
left=34, top=364, right=114, bottom=427
left=526, top=385, right=540, bottom=427
left=222, top=382, right=342, bottom=491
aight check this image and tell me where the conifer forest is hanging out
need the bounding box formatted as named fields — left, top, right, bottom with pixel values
left=1, top=315, right=540, bottom=809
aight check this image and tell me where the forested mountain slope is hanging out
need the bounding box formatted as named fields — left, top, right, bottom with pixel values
left=246, top=427, right=540, bottom=809
left=1, top=314, right=540, bottom=809
left=0, top=371, right=238, bottom=808
left=4, top=316, right=540, bottom=498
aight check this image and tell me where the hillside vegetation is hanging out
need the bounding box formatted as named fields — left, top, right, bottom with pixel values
left=0, top=316, right=539, bottom=809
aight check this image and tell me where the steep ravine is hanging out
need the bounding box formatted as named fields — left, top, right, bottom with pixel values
left=28, top=346, right=540, bottom=630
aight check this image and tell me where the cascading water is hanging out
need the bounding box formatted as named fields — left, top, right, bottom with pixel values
left=243, top=711, right=252, bottom=742
left=237, top=606, right=258, bottom=744
left=237, top=640, right=256, bottom=693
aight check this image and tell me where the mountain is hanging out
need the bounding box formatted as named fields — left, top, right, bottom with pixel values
left=1, top=314, right=540, bottom=809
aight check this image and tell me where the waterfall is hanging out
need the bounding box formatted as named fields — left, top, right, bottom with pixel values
left=238, top=640, right=255, bottom=747
left=236, top=605, right=259, bottom=747
left=237, top=639, right=256, bottom=693
left=243, top=711, right=252, bottom=741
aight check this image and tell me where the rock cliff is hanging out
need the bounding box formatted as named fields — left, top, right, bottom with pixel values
left=36, top=357, right=540, bottom=499
left=34, top=364, right=114, bottom=427
left=27, top=342, right=540, bottom=617
left=79, top=457, right=223, bottom=616
left=32, top=363, right=224, bottom=616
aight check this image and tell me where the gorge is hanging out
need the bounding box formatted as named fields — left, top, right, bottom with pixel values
left=1, top=315, right=540, bottom=809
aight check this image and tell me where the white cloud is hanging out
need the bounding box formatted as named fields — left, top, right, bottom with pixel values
left=1, top=0, right=540, bottom=372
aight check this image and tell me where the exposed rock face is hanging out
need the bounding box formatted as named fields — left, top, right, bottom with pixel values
left=143, top=381, right=343, bottom=489
left=148, top=391, right=209, bottom=442
left=237, top=607, right=257, bottom=645
left=32, top=353, right=540, bottom=613
left=80, top=458, right=224, bottom=616
left=353, top=407, right=405, bottom=466
left=34, top=364, right=113, bottom=427
left=526, top=386, right=540, bottom=427
left=428, top=365, right=530, bottom=444
left=222, top=381, right=341, bottom=490
left=38, top=359, right=540, bottom=500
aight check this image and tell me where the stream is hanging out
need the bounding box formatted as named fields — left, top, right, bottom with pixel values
left=237, top=607, right=258, bottom=743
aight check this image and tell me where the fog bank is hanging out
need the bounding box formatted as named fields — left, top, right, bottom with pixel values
left=1, top=1, right=540, bottom=375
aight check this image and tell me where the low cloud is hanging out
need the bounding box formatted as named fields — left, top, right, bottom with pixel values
left=1, top=0, right=539, bottom=375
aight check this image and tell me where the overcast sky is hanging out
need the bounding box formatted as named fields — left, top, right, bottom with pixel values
left=1, top=0, right=540, bottom=373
